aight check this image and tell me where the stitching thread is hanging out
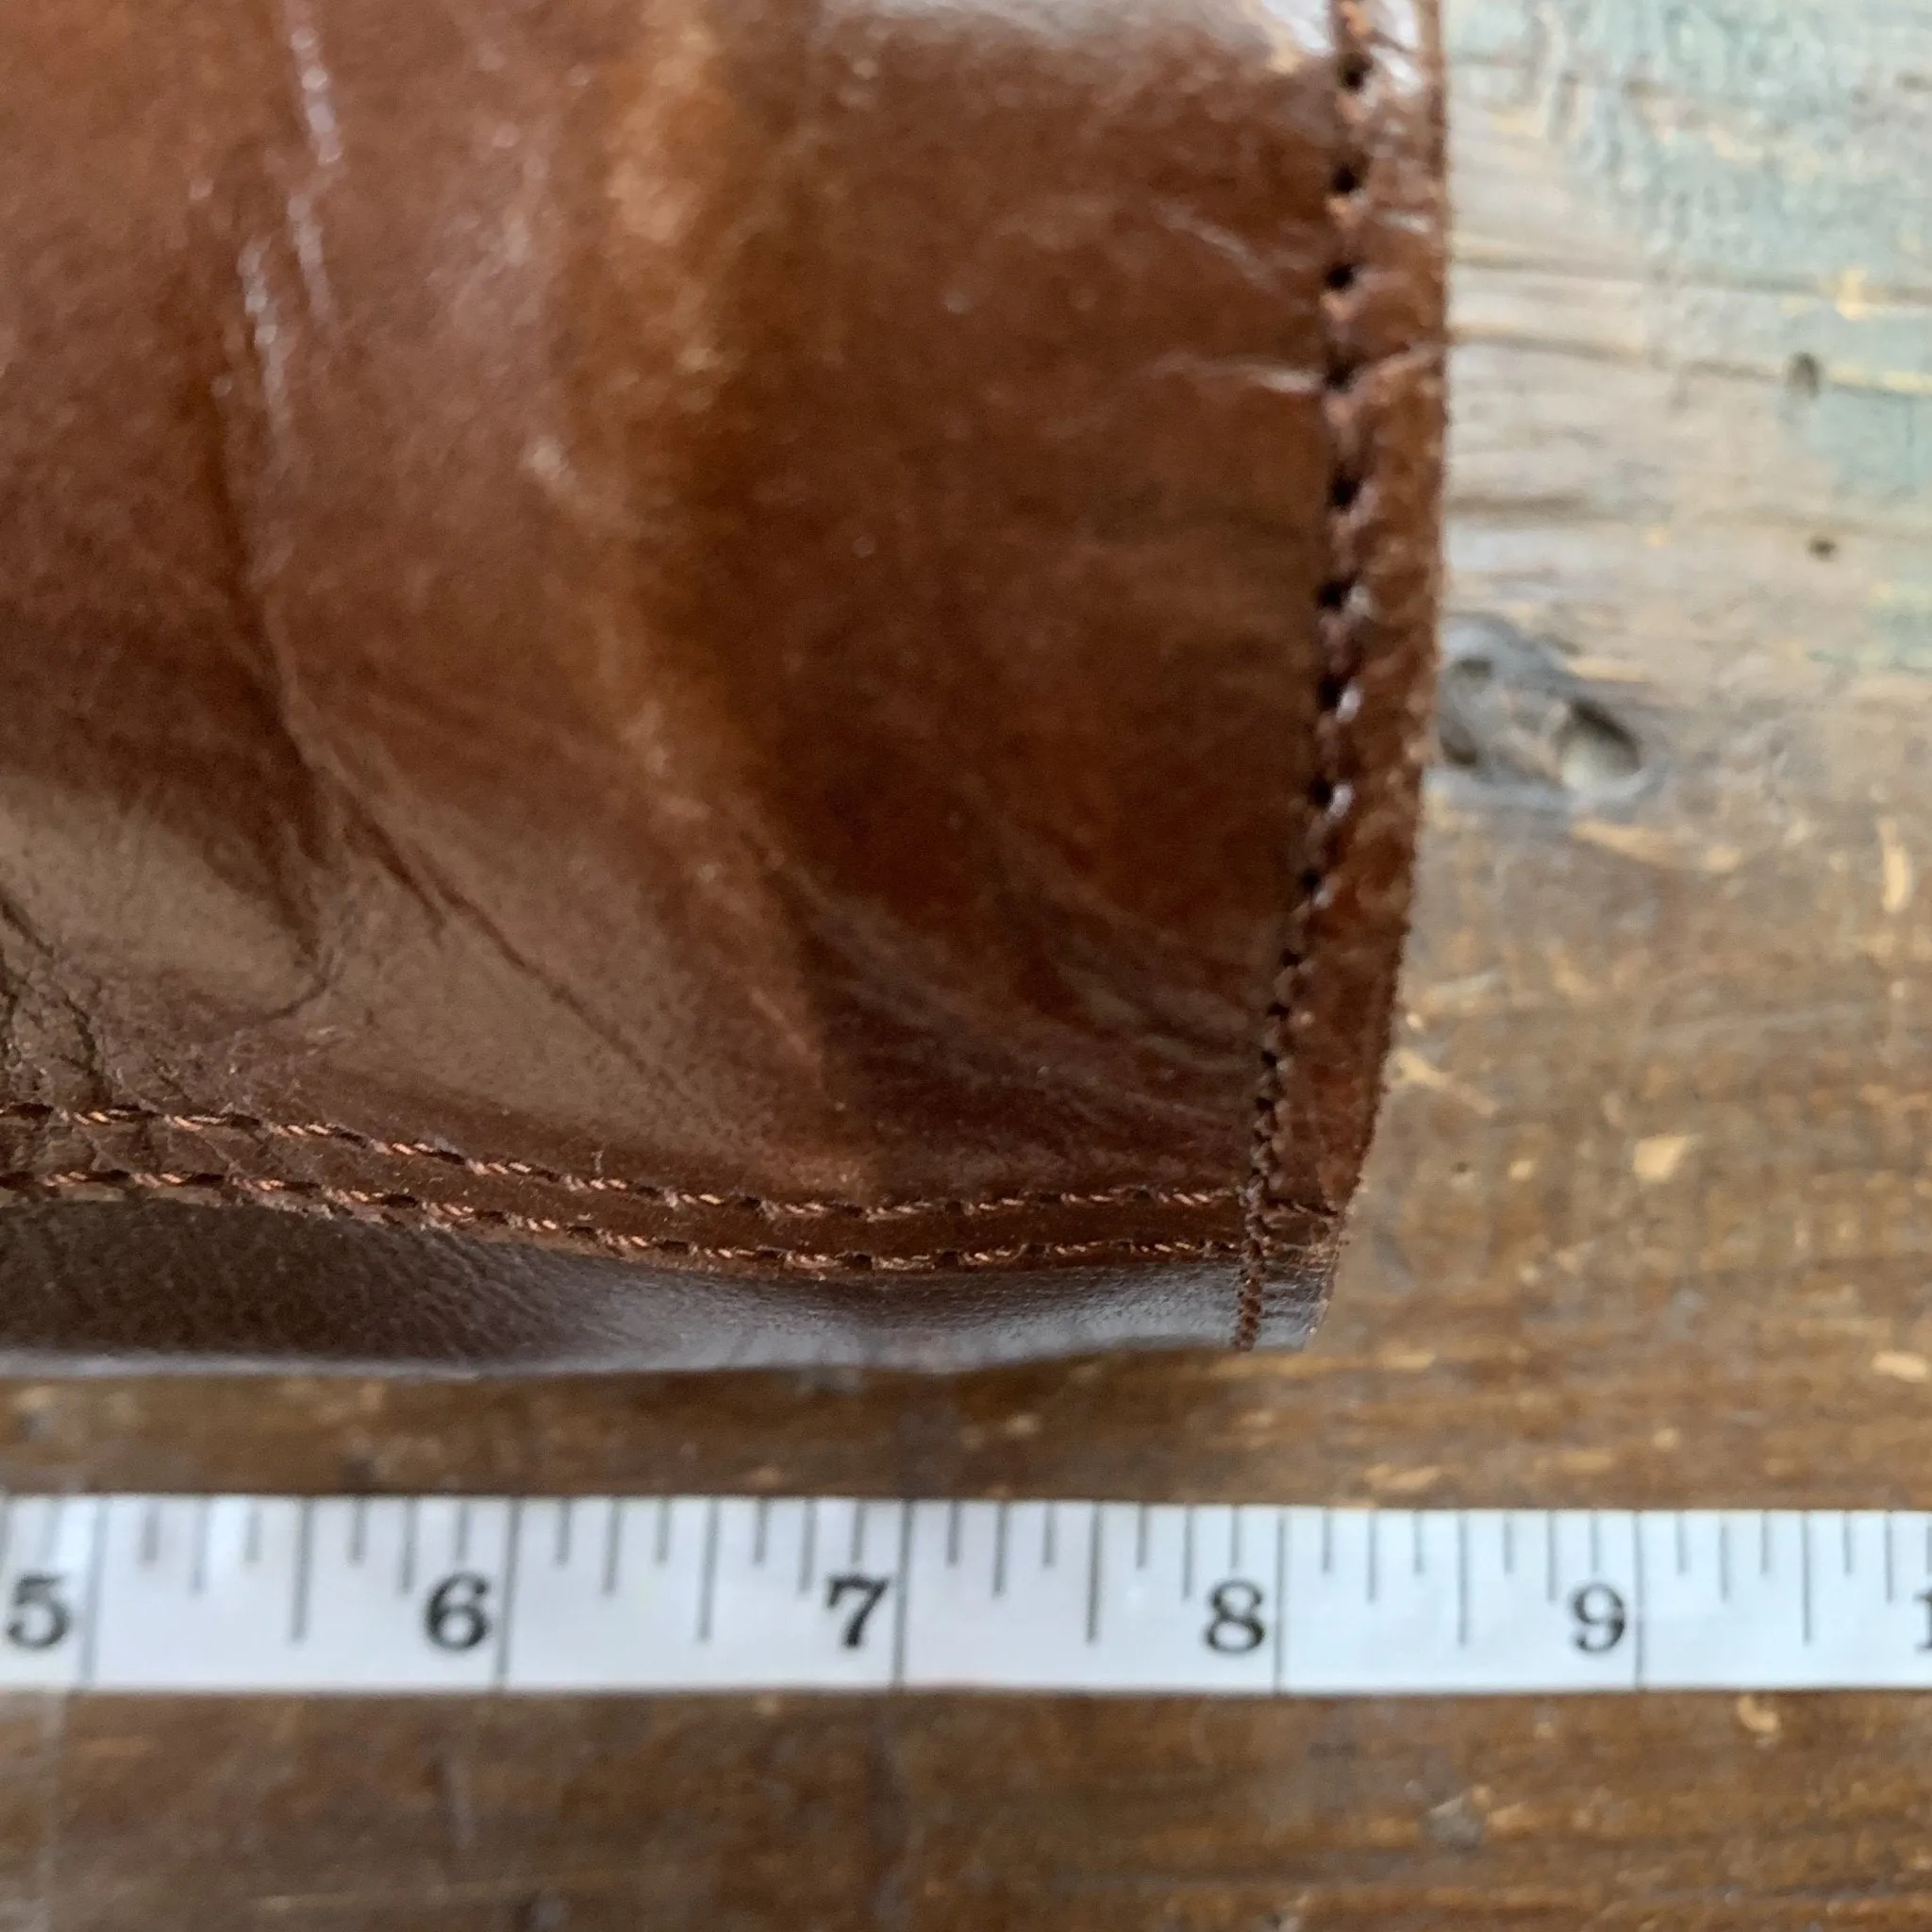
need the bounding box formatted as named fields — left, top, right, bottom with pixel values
left=0, top=1104, right=1233, bottom=1222
left=0, top=1169, right=1239, bottom=1275
left=1236, top=6, right=1378, bottom=1347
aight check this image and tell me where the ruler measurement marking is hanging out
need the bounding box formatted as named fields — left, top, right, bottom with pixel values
left=25, top=1500, right=1932, bottom=1698
left=698, top=1500, right=721, bottom=1643
left=77, top=1501, right=108, bottom=1690
left=798, top=1500, right=816, bottom=1596
left=890, top=1503, right=913, bottom=1689
left=192, top=1502, right=210, bottom=1596
left=602, top=1502, right=624, bottom=1597
left=1801, top=1515, right=1815, bottom=1645
left=291, top=1501, right=314, bottom=1644
left=1456, top=1511, right=1470, bottom=1649
left=493, top=1501, right=523, bottom=1690
left=1271, top=1511, right=1288, bottom=1695
left=1630, top=1509, right=1647, bottom=1689
left=992, top=1503, right=1009, bottom=1599
left=1085, top=1508, right=1103, bottom=1647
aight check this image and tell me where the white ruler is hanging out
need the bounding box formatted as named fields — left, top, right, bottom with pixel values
left=0, top=1496, right=1924, bottom=1696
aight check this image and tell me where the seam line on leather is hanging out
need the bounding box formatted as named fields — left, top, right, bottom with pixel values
left=1235, top=1, right=1378, bottom=1348
left=0, top=1106, right=1234, bottom=1223
left=0, top=1171, right=1241, bottom=1274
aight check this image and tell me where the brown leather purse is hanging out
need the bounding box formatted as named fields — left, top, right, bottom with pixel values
left=0, top=0, right=1446, bottom=1369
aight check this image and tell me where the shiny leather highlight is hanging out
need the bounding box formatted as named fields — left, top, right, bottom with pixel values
left=0, top=0, right=1446, bottom=1367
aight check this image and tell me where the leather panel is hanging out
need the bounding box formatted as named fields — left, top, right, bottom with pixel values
left=0, top=0, right=1445, bottom=1364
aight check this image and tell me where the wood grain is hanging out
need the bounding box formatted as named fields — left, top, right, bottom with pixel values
left=4, top=2, right=1932, bottom=1924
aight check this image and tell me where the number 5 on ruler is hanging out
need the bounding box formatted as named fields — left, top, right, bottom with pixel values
left=0, top=1499, right=95, bottom=1690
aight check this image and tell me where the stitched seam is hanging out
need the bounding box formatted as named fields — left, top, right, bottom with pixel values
left=0, top=1104, right=1234, bottom=1222
left=0, top=1169, right=1240, bottom=1275
left=1236, top=5, right=1379, bottom=1347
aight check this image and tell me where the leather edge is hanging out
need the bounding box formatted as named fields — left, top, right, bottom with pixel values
left=0, top=1199, right=1330, bottom=1373
left=1239, top=0, right=1446, bottom=1343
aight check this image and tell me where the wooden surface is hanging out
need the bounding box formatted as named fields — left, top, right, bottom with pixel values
left=9, top=3, right=1932, bottom=1924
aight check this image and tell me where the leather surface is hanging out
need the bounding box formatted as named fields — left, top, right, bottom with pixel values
left=0, top=1201, right=1324, bottom=1372
left=0, top=0, right=1445, bottom=1367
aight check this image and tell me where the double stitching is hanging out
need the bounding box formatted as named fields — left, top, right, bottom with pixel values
left=0, top=1104, right=1233, bottom=1224
left=0, top=1169, right=1241, bottom=1274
